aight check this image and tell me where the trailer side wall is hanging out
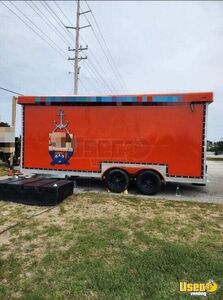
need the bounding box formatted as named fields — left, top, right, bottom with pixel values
left=22, top=103, right=205, bottom=179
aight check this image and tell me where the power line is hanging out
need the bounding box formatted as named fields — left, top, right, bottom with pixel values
left=69, top=66, right=103, bottom=94
left=80, top=36, right=118, bottom=93
left=53, top=1, right=73, bottom=26
left=49, top=1, right=118, bottom=94
left=65, top=0, right=93, bottom=94
left=80, top=62, right=109, bottom=94
left=3, top=1, right=117, bottom=94
left=83, top=77, right=104, bottom=94
left=1, top=2, right=69, bottom=62
left=44, top=1, right=67, bottom=29
left=85, top=59, right=113, bottom=93
left=54, top=0, right=117, bottom=93
left=40, top=1, right=74, bottom=43
left=9, top=1, right=67, bottom=59
left=85, top=1, right=128, bottom=92
left=2, top=1, right=107, bottom=95
left=79, top=3, right=124, bottom=92
left=26, top=1, right=71, bottom=47
left=0, top=86, right=23, bottom=96
left=79, top=78, right=90, bottom=94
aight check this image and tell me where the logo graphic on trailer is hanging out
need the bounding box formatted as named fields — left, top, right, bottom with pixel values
left=49, top=110, right=75, bottom=165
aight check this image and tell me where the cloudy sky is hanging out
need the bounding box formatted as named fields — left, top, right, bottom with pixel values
left=0, top=1, right=222, bottom=140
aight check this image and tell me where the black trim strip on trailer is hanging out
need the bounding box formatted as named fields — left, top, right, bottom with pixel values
left=200, top=104, right=206, bottom=178
left=22, top=105, right=25, bottom=169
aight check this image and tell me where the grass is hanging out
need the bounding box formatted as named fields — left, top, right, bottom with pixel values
left=207, top=157, right=223, bottom=161
left=0, top=193, right=222, bottom=299
left=0, top=163, right=7, bottom=176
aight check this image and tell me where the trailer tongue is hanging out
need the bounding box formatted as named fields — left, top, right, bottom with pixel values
left=17, top=92, right=213, bottom=195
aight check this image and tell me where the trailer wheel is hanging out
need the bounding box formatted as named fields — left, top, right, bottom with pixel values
left=105, top=169, right=129, bottom=193
left=136, top=171, right=161, bottom=195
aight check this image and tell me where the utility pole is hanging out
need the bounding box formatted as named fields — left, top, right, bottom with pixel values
left=9, top=96, right=17, bottom=168
left=11, top=96, right=17, bottom=128
left=74, top=0, right=80, bottom=95
left=65, top=0, right=91, bottom=95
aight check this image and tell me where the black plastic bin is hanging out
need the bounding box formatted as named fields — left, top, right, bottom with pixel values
left=5, top=178, right=40, bottom=201
left=0, top=178, right=22, bottom=200
left=0, top=178, right=74, bottom=206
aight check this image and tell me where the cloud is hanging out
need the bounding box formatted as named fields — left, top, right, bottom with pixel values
left=0, top=1, right=222, bottom=140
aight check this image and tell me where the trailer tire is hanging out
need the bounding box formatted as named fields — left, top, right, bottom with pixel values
left=105, top=169, right=129, bottom=193
left=136, top=171, right=161, bottom=195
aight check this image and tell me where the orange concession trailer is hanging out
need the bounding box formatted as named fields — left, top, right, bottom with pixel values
left=18, top=92, right=213, bottom=195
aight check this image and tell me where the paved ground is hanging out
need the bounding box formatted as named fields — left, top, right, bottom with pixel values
left=74, top=160, right=223, bottom=204
left=207, top=152, right=223, bottom=159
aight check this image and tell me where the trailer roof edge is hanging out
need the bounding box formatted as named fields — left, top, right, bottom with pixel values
left=17, top=92, right=213, bottom=105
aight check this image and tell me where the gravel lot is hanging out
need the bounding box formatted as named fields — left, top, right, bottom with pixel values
left=74, top=160, right=223, bottom=204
